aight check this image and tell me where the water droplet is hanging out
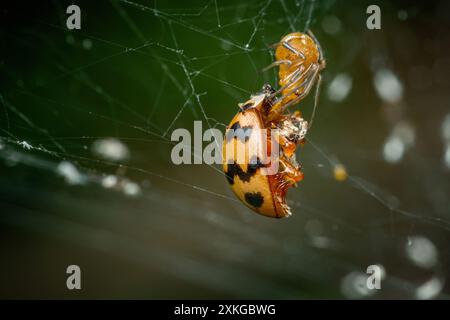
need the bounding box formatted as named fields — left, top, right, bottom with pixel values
left=341, top=272, right=375, bottom=299
left=101, top=175, right=118, bottom=188
left=82, top=39, right=93, bottom=50
left=92, top=138, right=130, bottom=162
left=383, top=135, right=405, bottom=163
left=66, top=35, right=75, bottom=45
left=123, top=182, right=141, bottom=197
left=416, top=277, right=443, bottom=300
left=333, top=163, right=348, bottom=181
left=57, top=161, right=85, bottom=185
left=19, top=141, right=32, bottom=150
left=321, top=15, right=342, bottom=35
left=398, top=10, right=408, bottom=21
left=393, top=121, right=415, bottom=147
left=373, top=68, right=404, bottom=104
left=405, top=236, right=438, bottom=269
left=327, top=73, right=352, bottom=102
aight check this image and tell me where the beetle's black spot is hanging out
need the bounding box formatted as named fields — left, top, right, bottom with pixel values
left=225, top=166, right=235, bottom=184
left=224, top=162, right=240, bottom=185
left=240, top=102, right=254, bottom=111
left=244, top=192, right=264, bottom=208
left=247, top=156, right=265, bottom=174
left=226, top=122, right=253, bottom=143
left=224, top=156, right=266, bottom=185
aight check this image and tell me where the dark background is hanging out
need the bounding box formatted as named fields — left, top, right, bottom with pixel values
left=1, top=0, right=450, bottom=299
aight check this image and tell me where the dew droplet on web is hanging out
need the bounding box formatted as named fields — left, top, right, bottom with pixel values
left=383, top=135, right=405, bottom=164
left=341, top=271, right=375, bottom=299
left=82, top=39, right=93, bottom=50
left=373, top=68, right=404, bottom=104
left=327, top=73, right=352, bottom=102
left=383, top=122, right=415, bottom=164
left=333, top=163, right=348, bottom=181
left=91, top=138, right=130, bottom=162
left=101, top=174, right=118, bottom=189
left=321, top=15, right=342, bottom=35
left=19, top=141, right=32, bottom=150
left=123, top=181, right=141, bottom=197
left=416, top=276, right=444, bottom=300
left=392, top=121, right=415, bottom=147
left=57, top=161, right=85, bottom=185
left=310, top=236, right=332, bottom=249
left=305, top=219, right=332, bottom=249
left=66, top=34, right=75, bottom=45
left=405, top=236, right=438, bottom=269
left=398, top=10, right=408, bottom=21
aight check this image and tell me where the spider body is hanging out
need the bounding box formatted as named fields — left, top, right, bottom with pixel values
left=268, top=31, right=326, bottom=121
left=223, top=31, right=325, bottom=218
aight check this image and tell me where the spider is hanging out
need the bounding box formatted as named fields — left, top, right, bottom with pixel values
left=265, top=30, right=326, bottom=124
left=223, top=31, right=326, bottom=218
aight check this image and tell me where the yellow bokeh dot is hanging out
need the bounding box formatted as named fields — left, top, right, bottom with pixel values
left=334, top=164, right=348, bottom=181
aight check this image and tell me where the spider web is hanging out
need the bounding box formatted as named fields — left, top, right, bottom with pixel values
left=1, top=0, right=450, bottom=299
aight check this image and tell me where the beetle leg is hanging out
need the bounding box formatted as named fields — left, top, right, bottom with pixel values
left=283, top=116, right=308, bottom=155
left=279, top=157, right=304, bottom=184
left=280, top=137, right=297, bottom=158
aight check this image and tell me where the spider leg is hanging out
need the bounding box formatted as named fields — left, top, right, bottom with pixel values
left=269, top=64, right=320, bottom=117
left=261, top=59, right=292, bottom=73
left=307, top=29, right=326, bottom=69
left=308, top=73, right=322, bottom=129
left=280, top=66, right=320, bottom=110
left=307, top=30, right=323, bottom=60
left=282, top=41, right=306, bottom=59
left=271, top=63, right=318, bottom=106
left=268, top=41, right=281, bottom=49
left=269, top=62, right=310, bottom=99
left=269, top=37, right=306, bottom=59
left=281, top=63, right=313, bottom=93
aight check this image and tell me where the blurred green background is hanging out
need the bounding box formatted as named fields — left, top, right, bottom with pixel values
left=1, top=0, right=450, bottom=299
